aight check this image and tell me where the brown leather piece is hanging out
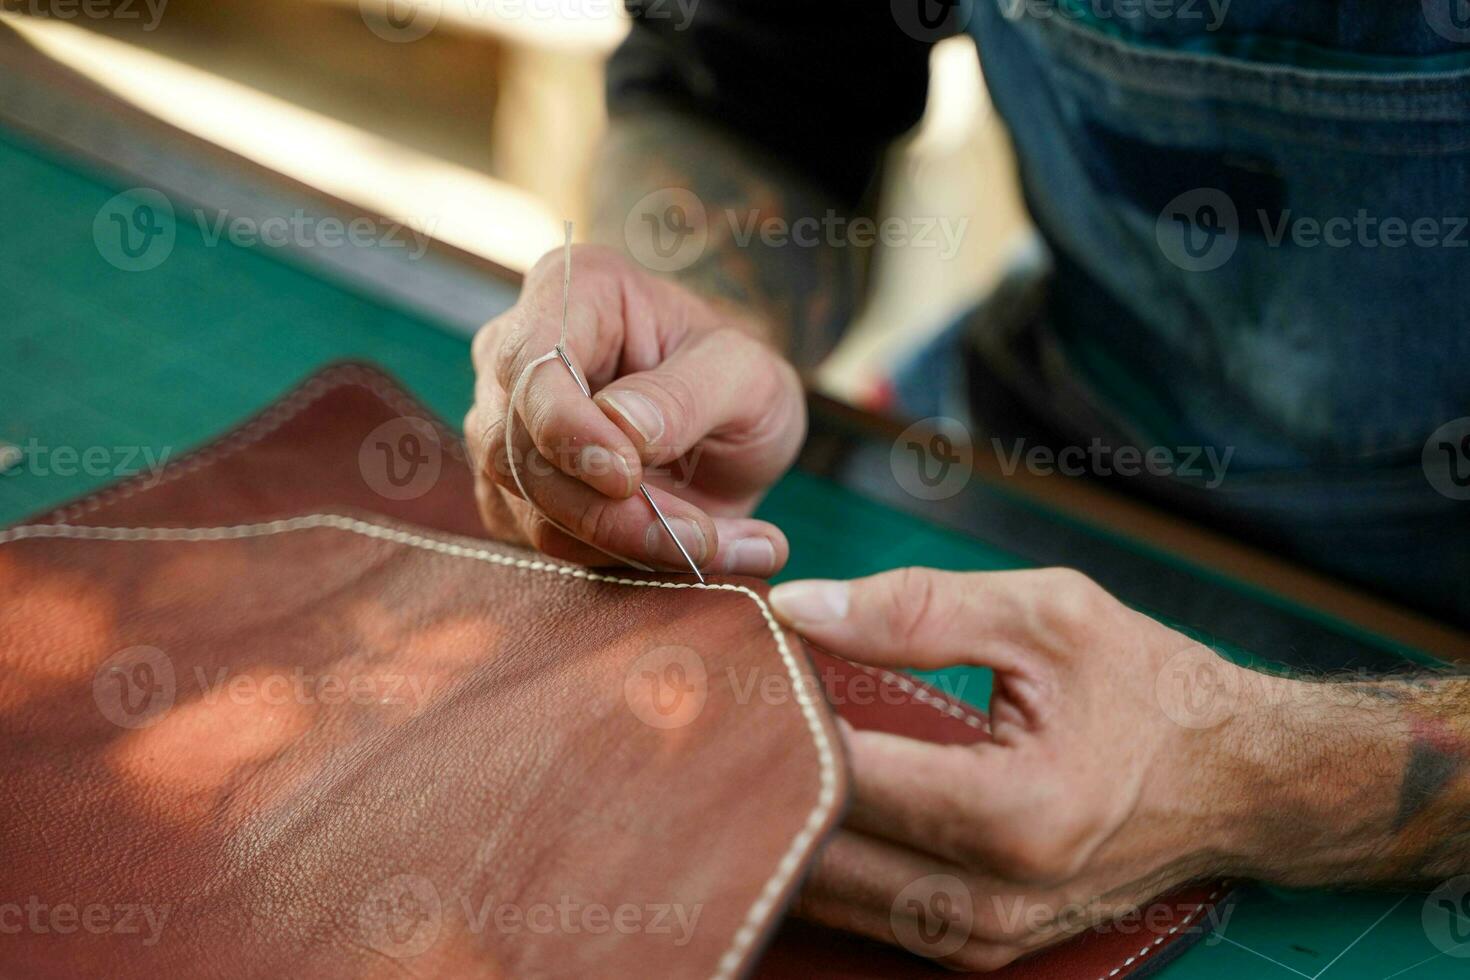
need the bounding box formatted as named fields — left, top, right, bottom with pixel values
left=1, top=515, right=846, bottom=978
left=4, top=362, right=1232, bottom=978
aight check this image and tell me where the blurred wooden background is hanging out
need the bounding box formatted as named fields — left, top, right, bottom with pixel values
left=1, top=0, right=1028, bottom=402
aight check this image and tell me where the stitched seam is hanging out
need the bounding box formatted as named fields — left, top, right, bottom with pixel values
left=45, top=365, right=466, bottom=524
left=0, top=515, right=841, bottom=980
left=1091, top=886, right=1224, bottom=980
left=842, top=660, right=990, bottom=732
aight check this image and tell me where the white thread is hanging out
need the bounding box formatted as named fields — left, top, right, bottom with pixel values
left=843, top=659, right=989, bottom=732
left=502, top=349, right=654, bottom=573
left=1, top=514, right=840, bottom=980
left=500, top=222, right=659, bottom=574
left=42, top=364, right=463, bottom=525
left=18, top=366, right=1220, bottom=977
left=1091, top=887, right=1224, bottom=980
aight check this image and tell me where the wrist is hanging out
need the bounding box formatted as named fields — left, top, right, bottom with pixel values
left=1209, top=673, right=1409, bottom=886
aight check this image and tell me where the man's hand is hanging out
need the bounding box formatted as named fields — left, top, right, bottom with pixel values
left=769, top=567, right=1470, bottom=969
left=466, top=246, right=805, bottom=576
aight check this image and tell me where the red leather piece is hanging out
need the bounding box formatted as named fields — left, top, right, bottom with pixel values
left=6, top=362, right=1233, bottom=978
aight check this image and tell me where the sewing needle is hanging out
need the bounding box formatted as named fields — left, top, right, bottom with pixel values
left=553, top=223, right=706, bottom=584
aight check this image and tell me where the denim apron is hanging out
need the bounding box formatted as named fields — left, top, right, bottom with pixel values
left=896, top=0, right=1470, bottom=624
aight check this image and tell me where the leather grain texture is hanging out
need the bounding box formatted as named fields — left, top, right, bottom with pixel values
left=2, top=362, right=1232, bottom=978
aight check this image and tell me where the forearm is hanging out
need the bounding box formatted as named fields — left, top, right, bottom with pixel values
left=1219, top=670, right=1470, bottom=886
left=590, top=109, right=868, bottom=367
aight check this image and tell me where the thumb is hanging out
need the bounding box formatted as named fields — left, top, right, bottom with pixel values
left=593, top=328, right=803, bottom=480
left=768, top=568, right=1025, bottom=673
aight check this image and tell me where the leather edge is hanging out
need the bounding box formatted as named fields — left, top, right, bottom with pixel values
left=14, top=360, right=461, bottom=528
left=3, top=356, right=855, bottom=979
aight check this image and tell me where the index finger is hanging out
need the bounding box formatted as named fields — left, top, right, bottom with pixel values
left=475, top=253, right=641, bottom=500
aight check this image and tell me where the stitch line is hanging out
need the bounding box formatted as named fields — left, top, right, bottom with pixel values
left=46, top=365, right=464, bottom=524
left=1093, top=886, right=1223, bottom=980
left=0, top=514, right=839, bottom=980
left=844, top=659, right=989, bottom=732
left=17, top=371, right=1221, bottom=977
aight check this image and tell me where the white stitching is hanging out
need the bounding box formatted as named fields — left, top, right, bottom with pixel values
left=1092, top=887, right=1224, bottom=980
left=46, top=365, right=466, bottom=524
left=17, top=368, right=1220, bottom=977
left=842, top=660, right=990, bottom=732
left=0, top=515, right=840, bottom=980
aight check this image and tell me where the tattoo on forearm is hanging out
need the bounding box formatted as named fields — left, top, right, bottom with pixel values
left=590, top=110, right=868, bottom=368
left=1355, top=673, right=1470, bottom=877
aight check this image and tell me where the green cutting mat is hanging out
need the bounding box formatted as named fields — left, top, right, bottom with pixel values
left=0, top=127, right=1457, bottom=979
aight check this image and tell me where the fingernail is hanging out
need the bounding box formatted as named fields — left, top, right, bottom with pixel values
left=724, top=537, right=776, bottom=576
left=600, top=391, right=664, bottom=445
left=769, top=580, right=850, bottom=625
left=645, top=517, right=707, bottom=566
left=577, top=445, right=635, bottom=496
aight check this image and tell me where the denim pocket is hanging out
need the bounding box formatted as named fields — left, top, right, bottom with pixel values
left=972, top=0, right=1470, bottom=465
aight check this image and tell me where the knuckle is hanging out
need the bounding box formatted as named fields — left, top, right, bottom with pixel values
left=988, top=817, right=1090, bottom=885
left=885, top=567, right=945, bottom=645
left=1030, top=567, right=1107, bottom=634
left=640, top=371, right=700, bottom=442
left=529, top=243, right=624, bottom=287
left=570, top=497, right=622, bottom=548
left=473, top=413, right=512, bottom=483
left=569, top=242, right=627, bottom=275
left=522, top=513, right=558, bottom=553
left=494, top=325, right=538, bottom=388
left=471, top=316, right=506, bottom=365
